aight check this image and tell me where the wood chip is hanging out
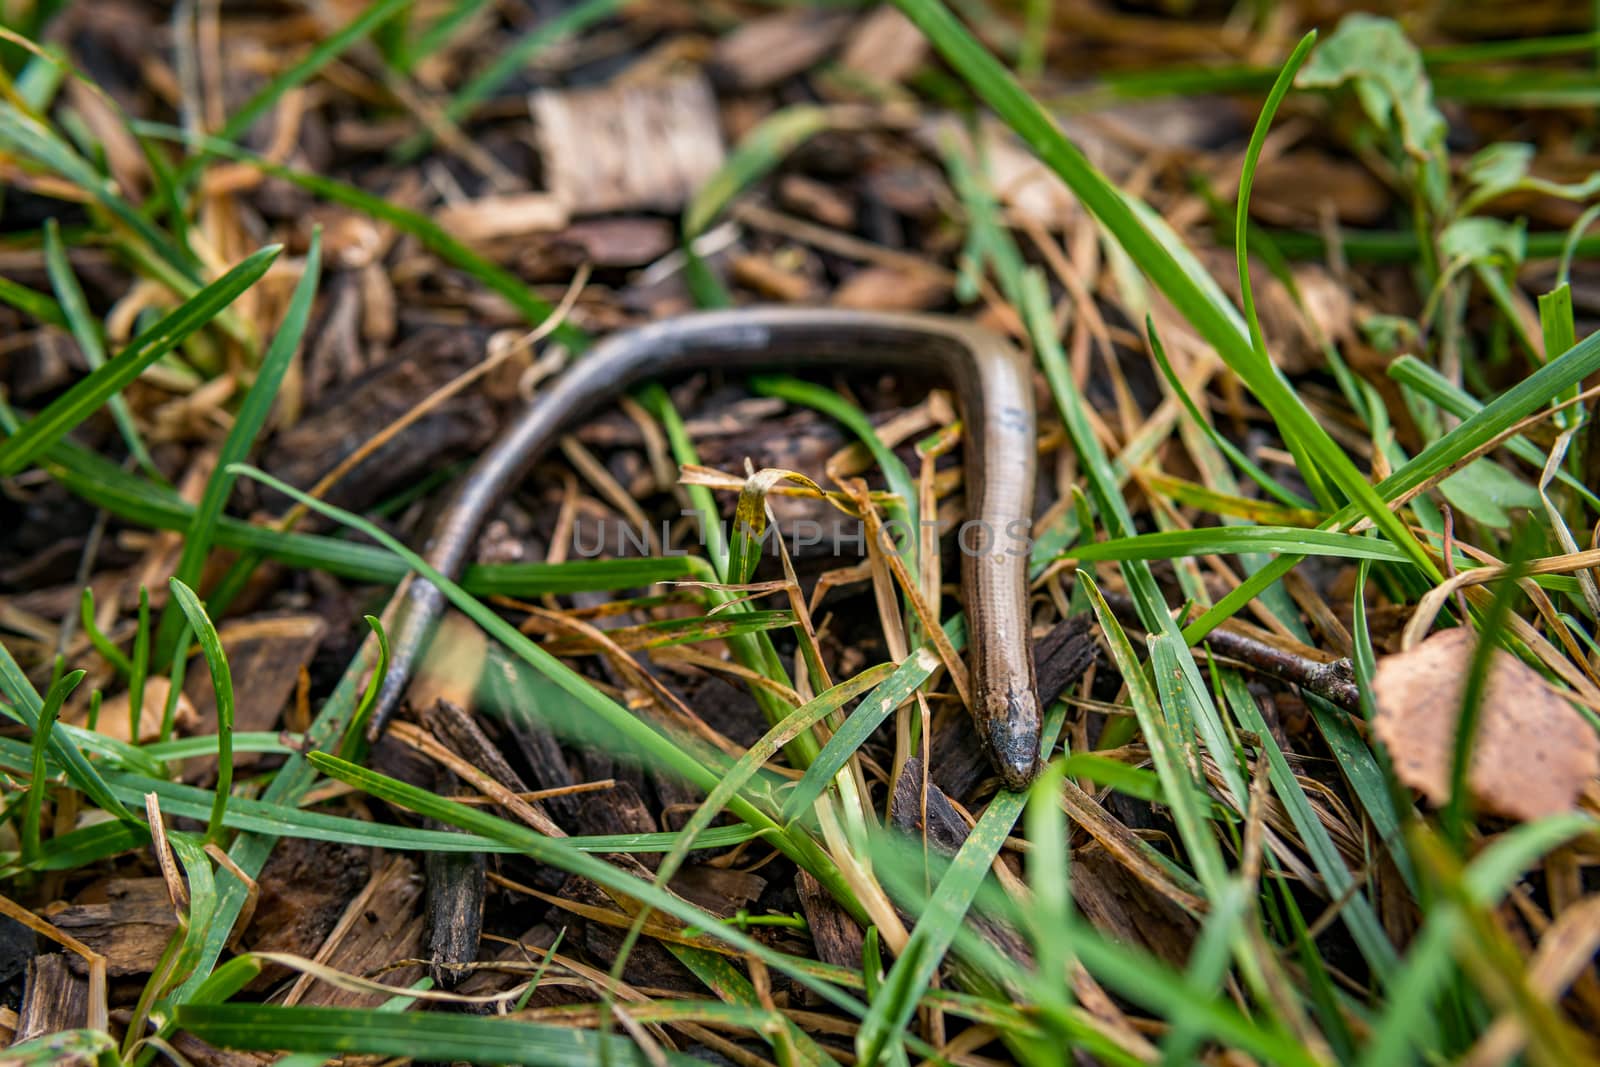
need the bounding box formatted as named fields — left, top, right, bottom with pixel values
left=831, top=264, right=949, bottom=311
left=16, top=954, right=86, bottom=1043
left=796, top=869, right=863, bottom=971
left=183, top=615, right=326, bottom=773
left=532, top=76, right=724, bottom=216
left=838, top=6, right=928, bottom=83
left=409, top=611, right=487, bottom=712
left=74, top=676, right=195, bottom=744
left=1372, top=627, right=1600, bottom=821
left=296, top=857, right=424, bottom=1009
left=708, top=9, right=853, bottom=90
left=435, top=192, right=570, bottom=244
left=777, top=174, right=855, bottom=230
left=45, top=879, right=178, bottom=977
left=730, top=252, right=817, bottom=302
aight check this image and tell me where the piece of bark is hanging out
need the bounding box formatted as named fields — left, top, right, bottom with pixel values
left=832, top=265, right=949, bottom=312
left=1034, top=612, right=1101, bottom=703
left=77, top=676, right=197, bottom=745
left=16, top=954, right=87, bottom=1042
left=422, top=699, right=532, bottom=800
left=0, top=914, right=37, bottom=986
left=1071, top=847, right=1197, bottom=971
left=532, top=76, right=723, bottom=216
left=46, top=879, right=178, bottom=977
left=507, top=710, right=584, bottom=828
left=730, top=253, right=817, bottom=302
left=796, top=869, right=863, bottom=971
left=297, top=858, right=425, bottom=1009
left=671, top=866, right=767, bottom=918
left=260, top=327, right=498, bottom=515
left=518, top=218, right=677, bottom=281
left=239, top=838, right=371, bottom=989
left=890, top=757, right=971, bottom=853
left=562, top=876, right=701, bottom=993
left=710, top=9, right=854, bottom=89
left=435, top=192, right=569, bottom=244
left=889, top=760, right=1035, bottom=968
left=425, top=828, right=485, bottom=990
left=777, top=174, right=855, bottom=230
left=424, top=762, right=486, bottom=990
left=838, top=6, right=928, bottom=83
left=454, top=923, right=573, bottom=1006
left=184, top=617, right=324, bottom=742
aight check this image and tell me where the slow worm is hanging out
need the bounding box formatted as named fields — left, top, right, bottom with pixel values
left=370, top=308, right=1042, bottom=788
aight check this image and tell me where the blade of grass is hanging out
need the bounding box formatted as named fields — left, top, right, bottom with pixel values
left=41, top=218, right=158, bottom=478
left=168, top=580, right=234, bottom=845
left=77, top=587, right=132, bottom=676
left=0, top=274, right=68, bottom=329
left=19, top=668, right=82, bottom=867
left=0, top=243, right=280, bottom=475
left=176, top=1003, right=697, bottom=1066
left=150, top=228, right=321, bottom=667
left=0, top=640, right=135, bottom=823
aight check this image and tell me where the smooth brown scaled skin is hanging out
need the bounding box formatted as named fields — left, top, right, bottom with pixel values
left=371, top=308, right=1042, bottom=789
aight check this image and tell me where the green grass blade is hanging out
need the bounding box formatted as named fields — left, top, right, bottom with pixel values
left=0, top=244, right=280, bottom=475
left=41, top=218, right=157, bottom=477
left=0, top=274, right=68, bottom=329
left=176, top=1004, right=695, bottom=1066
left=168, top=579, right=234, bottom=844
left=151, top=228, right=322, bottom=666
left=0, top=639, right=136, bottom=823
left=19, top=668, right=81, bottom=865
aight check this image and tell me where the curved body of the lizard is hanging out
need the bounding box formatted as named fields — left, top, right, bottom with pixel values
left=370, top=308, right=1041, bottom=788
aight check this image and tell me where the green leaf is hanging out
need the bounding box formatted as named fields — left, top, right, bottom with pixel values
left=1463, top=141, right=1534, bottom=200
left=1439, top=216, right=1525, bottom=267
left=1295, top=13, right=1446, bottom=162
left=1438, top=459, right=1542, bottom=530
